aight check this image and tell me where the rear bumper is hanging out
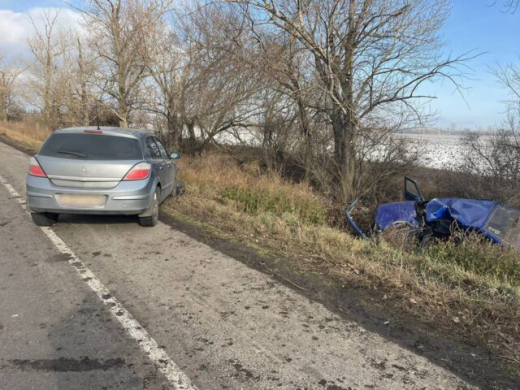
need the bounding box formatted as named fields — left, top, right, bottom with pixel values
left=26, top=175, right=156, bottom=215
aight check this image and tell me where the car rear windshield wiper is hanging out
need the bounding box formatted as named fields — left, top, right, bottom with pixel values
left=56, top=150, right=88, bottom=158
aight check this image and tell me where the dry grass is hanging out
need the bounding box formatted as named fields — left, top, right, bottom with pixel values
left=178, top=154, right=330, bottom=225
left=0, top=120, right=50, bottom=151
left=168, top=152, right=520, bottom=365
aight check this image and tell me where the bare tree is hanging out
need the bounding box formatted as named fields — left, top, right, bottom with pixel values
left=496, top=0, right=520, bottom=13
left=459, top=61, right=520, bottom=205
left=0, top=55, right=25, bottom=122
left=141, top=10, right=185, bottom=147
left=27, top=9, right=70, bottom=126
left=143, top=3, right=263, bottom=153
left=495, top=61, right=520, bottom=115
left=456, top=2, right=520, bottom=205
left=81, top=0, right=171, bottom=127
left=76, top=36, right=96, bottom=126
left=237, top=26, right=323, bottom=173
left=186, top=4, right=264, bottom=154
left=230, top=0, right=472, bottom=200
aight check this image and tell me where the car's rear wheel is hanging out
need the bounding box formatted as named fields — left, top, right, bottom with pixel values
left=138, top=188, right=160, bottom=227
left=31, top=212, right=58, bottom=227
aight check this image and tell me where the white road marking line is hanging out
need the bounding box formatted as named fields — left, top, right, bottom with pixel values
left=0, top=173, right=197, bottom=390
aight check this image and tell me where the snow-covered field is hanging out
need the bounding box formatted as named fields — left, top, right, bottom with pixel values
left=397, top=133, right=492, bottom=170
left=397, top=133, right=468, bottom=170
left=213, top=129, right=489, bottom=171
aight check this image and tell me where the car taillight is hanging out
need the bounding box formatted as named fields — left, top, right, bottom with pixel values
left=84, top=129, right=103, bottom=134
left=28, top=157, right=47, bottom=178
left=123, top=162, right=151, bottom=181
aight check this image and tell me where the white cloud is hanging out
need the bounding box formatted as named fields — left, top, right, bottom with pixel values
left=0, top=8, right=83, bottom=59
left=0, top=10, right=28, bottom=45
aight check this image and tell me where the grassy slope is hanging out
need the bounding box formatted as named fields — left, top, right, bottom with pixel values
left=2, top=122, right=519, bottom=369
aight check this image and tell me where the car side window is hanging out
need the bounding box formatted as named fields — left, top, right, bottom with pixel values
left=154, top=137, right=169, bottom=160
left=145, top=137, right=161, bottom=158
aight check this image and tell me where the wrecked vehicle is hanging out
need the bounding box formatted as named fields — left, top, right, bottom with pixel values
left=346, top=177, right=520, bottom=250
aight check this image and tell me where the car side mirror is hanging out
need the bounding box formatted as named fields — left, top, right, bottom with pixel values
left=170, top=152, right=181, bottom=160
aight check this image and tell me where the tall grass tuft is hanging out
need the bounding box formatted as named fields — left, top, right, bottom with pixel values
left=424, top=233, right=520, bottom=287
left=177, top=153, right=329, bottom=225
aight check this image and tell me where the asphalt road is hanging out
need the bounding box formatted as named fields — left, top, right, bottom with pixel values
left=0, top=140, right=475, bottom=390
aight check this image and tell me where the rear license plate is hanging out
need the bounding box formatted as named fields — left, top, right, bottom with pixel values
left=56, top=194, right=106, bottom=208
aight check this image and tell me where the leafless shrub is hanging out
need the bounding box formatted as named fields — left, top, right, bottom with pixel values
left=458, top=60, right=520, bottom=206
left=0, top=55, right=25, bottom=122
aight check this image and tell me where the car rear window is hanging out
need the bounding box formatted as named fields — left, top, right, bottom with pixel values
left=39, top=133, right=142, bottom=160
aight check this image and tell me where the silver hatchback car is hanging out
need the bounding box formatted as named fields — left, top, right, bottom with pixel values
left=26, top=127, right=180, bottom=227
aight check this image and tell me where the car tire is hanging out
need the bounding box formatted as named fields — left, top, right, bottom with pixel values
left=138, top=187, right=160, bottom=227
left=31, top=212, right=58, bottom=226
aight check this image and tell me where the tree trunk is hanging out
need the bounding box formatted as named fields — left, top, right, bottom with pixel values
left=78, top=39, right=89, bottom=126
left=43, top=77, right=51, bottom=124
left=167, top=114, right=182, bottom=151
left=186, top=120, right=197, bottom=156
left=296, top=96, right=312, bottom=179
left=119, top=99, right=128, bottom=127
left=331, top=107, right=357, bottom=202
left=43, top=46, right=52, bottom=125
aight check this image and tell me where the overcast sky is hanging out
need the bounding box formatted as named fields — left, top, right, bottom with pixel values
left=1, top=0, right=519, bottom=130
